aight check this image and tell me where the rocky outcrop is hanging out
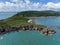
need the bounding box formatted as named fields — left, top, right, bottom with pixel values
left=0, top=25, right=56, bottom=35
left=40, top=28, right=56, bottom=35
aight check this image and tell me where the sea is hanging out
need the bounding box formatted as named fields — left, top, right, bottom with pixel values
left=0, top=13, right=60, bottom=45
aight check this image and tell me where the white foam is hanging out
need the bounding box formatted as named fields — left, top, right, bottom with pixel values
left=19, top=31, right=22, bottom=32
left=0, top=37, right=3, bottom=40
left=52, top=38, right=55, bottom=40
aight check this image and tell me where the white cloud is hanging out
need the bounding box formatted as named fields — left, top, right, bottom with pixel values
left=0, top=0, right=60, bottom=12
left=33, top=3, right=41, bottom=8
left=11, top=0, right=20, bottom=3
left=45, top=2, right=60, bottom=10
left=25, top=0, right=30, bottom=4
left=0, top=2, right=16, bottom=12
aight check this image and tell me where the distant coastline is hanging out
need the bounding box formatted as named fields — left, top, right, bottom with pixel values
left=25, top=16, right=60, bottom=19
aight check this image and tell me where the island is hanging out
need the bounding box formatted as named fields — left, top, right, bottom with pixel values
left=0, top=10, right=56, bottom=35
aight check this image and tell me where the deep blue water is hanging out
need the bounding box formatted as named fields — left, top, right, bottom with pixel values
left=0, top=14, right=60, bottom=45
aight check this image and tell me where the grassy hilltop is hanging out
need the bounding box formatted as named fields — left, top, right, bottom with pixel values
left=0, top=10, right=57, bottom=35
left=0, top=10, right=60, bottom=28
left=14, top=10, right=60, bottom=17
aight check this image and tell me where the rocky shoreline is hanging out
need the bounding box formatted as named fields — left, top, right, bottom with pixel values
left=0, top=15, right=56, bottom=35
left=0, top=24, right=56, bottom=35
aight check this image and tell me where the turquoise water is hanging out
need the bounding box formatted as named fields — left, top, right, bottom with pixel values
left=0, top=12, right=16, bottom=20
left=0, top=31, right=58, bottom=45
left=0, top=16, right=60, bottom=45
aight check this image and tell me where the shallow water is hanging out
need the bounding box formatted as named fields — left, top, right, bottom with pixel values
left=0, top=17, right=60, bottom=45
left=0, top=31, right=57, bottom=45
left=34, top=17, right=60, bottom=45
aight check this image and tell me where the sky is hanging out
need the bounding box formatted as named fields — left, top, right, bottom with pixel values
left=0, top=0, right=60, bottom=12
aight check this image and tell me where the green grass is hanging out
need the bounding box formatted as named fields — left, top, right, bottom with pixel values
left=0, top=10, right=56, bottom=28
left=13, top=10, right=60, bottom=17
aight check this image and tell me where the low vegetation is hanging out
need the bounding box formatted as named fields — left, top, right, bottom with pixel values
left=0, top=10, right=56, bottom=35
left=14, top=10, right=60, bottom=17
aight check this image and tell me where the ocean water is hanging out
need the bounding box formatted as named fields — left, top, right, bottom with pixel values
left=0, top=12, right=16, bottom=20
left=0, top=13, right=60, bottom=45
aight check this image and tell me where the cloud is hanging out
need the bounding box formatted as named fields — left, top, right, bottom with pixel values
left=0, top=0, right=60, bottom=12
left=11, top=0, right=20, bottom=3
left=25, top=0, right=30, bottom=4
left=45, top=2, right=60, bottom=9
left=0, top=2, right=16, bottom=12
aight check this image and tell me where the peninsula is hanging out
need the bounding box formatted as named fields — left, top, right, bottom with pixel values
left=0, top=10, right=56, bottom=35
